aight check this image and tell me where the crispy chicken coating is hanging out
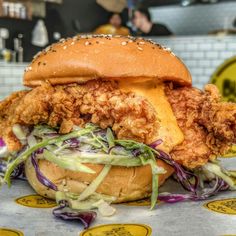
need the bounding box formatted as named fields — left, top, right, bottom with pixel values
left=0, top=81, right=158, bottom=152
left=166, top=84, right=236, bottom=168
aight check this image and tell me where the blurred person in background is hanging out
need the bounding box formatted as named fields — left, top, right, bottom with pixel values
left=132, top=7, right=172, bottom=36
left=94, top=12, right=130, bottom=35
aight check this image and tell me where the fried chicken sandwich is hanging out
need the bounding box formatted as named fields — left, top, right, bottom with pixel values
left=0, top=35, right=235, bottom=228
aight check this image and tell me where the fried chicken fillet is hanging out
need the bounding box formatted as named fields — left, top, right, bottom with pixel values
left=1, top=80, right=236, bottom=169
left=166, top=84, right=236, bottom=168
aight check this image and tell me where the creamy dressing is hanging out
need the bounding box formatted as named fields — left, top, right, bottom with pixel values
left=118, top=79, right=184, bottom=152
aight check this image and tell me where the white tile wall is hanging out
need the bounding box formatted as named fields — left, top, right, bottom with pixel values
left=0, top=62, right=26, bottom=100
left=150, top=35, right=236, bottom=89
left=0, top=35, right=235, bottom=99
left=150, top=2, right=236, bottom=35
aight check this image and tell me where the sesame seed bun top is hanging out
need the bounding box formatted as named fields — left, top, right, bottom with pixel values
left=23, top=35, right=192, bottom=87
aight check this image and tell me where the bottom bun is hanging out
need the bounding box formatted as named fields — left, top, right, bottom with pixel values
left=25, top=158, right=174, bottom=203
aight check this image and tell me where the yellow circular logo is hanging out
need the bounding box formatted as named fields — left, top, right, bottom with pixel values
left=204, top=198, right=236, bottom=215
left=210, top=56, right=236, bottom=103
left=210, top=57, right=236, bottom=158
left=0, top=228, right=24, bottom=236
left=15, top=194, right=57, bottom=208
left=80, top=224, right=152, bottom=236
left=222, top=235, right=236, bottom=236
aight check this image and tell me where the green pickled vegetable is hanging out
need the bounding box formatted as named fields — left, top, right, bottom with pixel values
left=43, top=150, right=95, bottom=174
left=78, top=165, right=111, bottom=201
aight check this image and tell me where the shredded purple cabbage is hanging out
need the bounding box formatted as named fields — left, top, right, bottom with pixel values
left=0, top=138, right=5, bottom=147
left=53, top=200, right=97, bottom=229
left=11, top=163, right=25, bottom=179
left=132, top=149, right=142, bottom=157
left=157, top=149, right=198, bottom=193
left=158, top=193, right=192, bottom=203
left=0, top=160, right=25, bottom=179
left=149, top=139, right=163, bottom=149
left=154, top=149, right=230, bottom=202
left=94, top=129, right=107, bottom=139
left=158, top=177, right=229, bottom=203
left=64, top=138, right=80, bottom=148
left=31, top=150, right=58, bottom=191
left=0, top=161, right=6, bottom=174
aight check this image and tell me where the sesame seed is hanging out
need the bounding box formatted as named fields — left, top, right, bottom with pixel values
left=45, top=46, right=51, bottom=52
left=33, top=51, right=41, bottom=59
left=164, top=47, right=171, bottom=52
left=41, top=35, right=171, bottom=58
left=25, top=66, right=32, bottom=72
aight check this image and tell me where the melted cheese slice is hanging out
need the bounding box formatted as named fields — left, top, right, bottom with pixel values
left=118, top=79, right=184, bottom=152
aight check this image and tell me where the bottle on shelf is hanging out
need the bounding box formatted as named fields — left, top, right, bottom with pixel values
left=13, top=34, right=24, bottom=63
left=0, top=28, right=11, bottom=62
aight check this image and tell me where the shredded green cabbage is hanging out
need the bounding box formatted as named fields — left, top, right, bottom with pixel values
left=56, top=190, right=116, bottom=216
left=43, top=150, right=95, bottom=174
left=203, top=162, right=236, bottom=189
left=50, top=152, right=142, bottom=167
left=4, top=124, right=97, bottom=186
left=106, top=128, right=115, bottom=148
left=78, top=165, right=111, bottom=201
left=92, top=199, right=116, bottom=217
left=12, top=124, right=27, bottom=143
